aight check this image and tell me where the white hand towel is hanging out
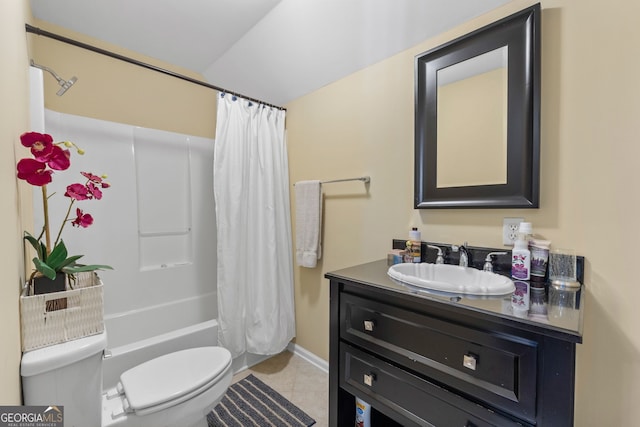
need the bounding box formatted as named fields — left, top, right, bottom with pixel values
left=295, top=180, right=323, bottom=268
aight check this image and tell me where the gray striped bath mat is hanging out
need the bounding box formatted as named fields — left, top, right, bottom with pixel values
left=207, top=374, right=316, bottom=427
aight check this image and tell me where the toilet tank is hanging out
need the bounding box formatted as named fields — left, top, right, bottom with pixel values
left=21, top=332, right=107, bottom=427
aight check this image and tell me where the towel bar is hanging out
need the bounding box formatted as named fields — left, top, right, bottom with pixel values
left=294, top=176, right=370, bottom=186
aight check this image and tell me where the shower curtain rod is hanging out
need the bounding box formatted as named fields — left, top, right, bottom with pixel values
left=25, top=24, right=286, bottom=111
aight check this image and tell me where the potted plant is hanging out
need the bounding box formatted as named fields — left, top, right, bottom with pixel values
left=16, top=131, right=113, bottom=295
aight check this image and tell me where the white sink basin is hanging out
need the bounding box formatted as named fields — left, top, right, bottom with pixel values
left=388, top=263, right=515, bottom=296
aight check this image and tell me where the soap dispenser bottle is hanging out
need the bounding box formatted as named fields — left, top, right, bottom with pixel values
left=511, top=223, right=531, bottom=280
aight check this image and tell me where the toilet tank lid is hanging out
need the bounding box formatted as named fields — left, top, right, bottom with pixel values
left=21, top=332, right=107, bottom=377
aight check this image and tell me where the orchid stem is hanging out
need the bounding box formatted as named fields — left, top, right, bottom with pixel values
left=41, top=186, right=51, bottom=255
left=54, top=199, right=75, bottom=247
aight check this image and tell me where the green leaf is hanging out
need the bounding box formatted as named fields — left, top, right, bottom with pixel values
left=57, top=255, right=84, bottom=270
left=62, top=264, right=113, bottom=274
left=33, top=257, right=56, bottom=280
left=46, top=241, right=69, bottom=271
left=40, top=241, right=47, bottom=262
left=23, top=232, right=44, bottom=261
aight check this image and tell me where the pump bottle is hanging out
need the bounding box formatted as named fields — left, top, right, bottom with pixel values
left=511, top=223, right=531, bottom=280
left=408, top=227, right=421, bottom=263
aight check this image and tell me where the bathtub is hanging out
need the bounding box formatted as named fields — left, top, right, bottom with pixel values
left=102, top=291, right=218, bottom=390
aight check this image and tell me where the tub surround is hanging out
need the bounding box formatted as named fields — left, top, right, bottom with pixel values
left=40, top=110, right=218, bottom=334
left=327, top=259, right=583, bottom=426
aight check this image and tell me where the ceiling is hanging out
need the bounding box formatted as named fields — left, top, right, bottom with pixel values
left=30, top=0, right=511, bottom=106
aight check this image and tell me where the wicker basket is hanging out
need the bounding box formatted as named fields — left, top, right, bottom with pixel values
left=20, top=271, right=104, bottom=351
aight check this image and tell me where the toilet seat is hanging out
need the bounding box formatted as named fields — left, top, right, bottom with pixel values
left=117, top=347, right=232, bottom=416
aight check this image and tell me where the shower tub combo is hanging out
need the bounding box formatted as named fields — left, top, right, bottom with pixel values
left=37, top=109, right=222, bottom=386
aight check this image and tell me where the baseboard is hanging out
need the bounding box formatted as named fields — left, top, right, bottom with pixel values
left=232, top=342, right=329, bottom=375
left=231, top=352, right=271, bottom=374
left=286, top=342, right=329, bottom=373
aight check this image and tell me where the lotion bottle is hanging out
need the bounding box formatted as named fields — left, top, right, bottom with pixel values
left=408, top=227, right=421, bottom=263
left=511, top=223, right=531, bottom=280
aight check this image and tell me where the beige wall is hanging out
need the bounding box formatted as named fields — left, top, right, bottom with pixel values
left=287, top=0, right=640, bottom=424
left=30, top=20, right=217, bottom=138
left=0, top=1, right=31, bottom=404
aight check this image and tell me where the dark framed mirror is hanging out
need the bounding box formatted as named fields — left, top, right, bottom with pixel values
left=415, top=4, right=540, bottom=208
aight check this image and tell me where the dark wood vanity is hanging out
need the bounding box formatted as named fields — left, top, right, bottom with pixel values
left=327, top=260, right=583, bottom=426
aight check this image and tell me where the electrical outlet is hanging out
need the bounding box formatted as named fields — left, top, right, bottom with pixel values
left=503, top=217, right=524, bottom=246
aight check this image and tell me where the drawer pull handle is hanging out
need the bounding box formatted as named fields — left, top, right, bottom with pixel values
left=363, top=320, right=375, bottom=331
left=463, top=353, right=478, bottom=371
left=363, top=373, right=376, bottom=386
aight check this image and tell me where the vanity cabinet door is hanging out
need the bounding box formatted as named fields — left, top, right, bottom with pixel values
left=341, top=343, right=529, bottom=427
left=340, top=292, right=537, bottom=423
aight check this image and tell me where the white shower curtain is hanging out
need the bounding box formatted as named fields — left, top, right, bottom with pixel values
left=213, top=94, right=295, bottom=358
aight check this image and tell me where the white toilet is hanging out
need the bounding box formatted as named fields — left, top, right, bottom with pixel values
left=21, top=332, right=232, bottom=427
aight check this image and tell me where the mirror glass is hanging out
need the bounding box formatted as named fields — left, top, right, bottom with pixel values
left=414, top=4, right=540, bottom=209
left=436, top=47, right=508, bottom=188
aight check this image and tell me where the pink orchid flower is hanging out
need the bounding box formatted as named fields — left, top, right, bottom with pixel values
left=71, top=208, right=93, bottom=228
left=16, top=158, right=53, bottom=186
left=81, top=172, right=102, bottom=183
left=46, top=145, right=71, bottom=171
left=20, top=132, right=54, bottom=159
left=65, top=183, right=90, bottom=201
left=87, top=182, right=103, bottom=200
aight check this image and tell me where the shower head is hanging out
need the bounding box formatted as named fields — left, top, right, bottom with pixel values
left=30, top=60, right=78, bottom=96
left=56, top=76, right=77, bottom=96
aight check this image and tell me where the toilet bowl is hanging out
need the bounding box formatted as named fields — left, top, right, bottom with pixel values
left=21, top=332, right=232, bottom=427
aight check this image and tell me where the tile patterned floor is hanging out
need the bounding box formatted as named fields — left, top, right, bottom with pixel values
left=232, top=350, right=329, bottom=427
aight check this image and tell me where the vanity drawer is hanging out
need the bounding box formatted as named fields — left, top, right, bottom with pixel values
left=341, top=343, right=527, bottom=427
left=340, top=293, right=537, bottom=422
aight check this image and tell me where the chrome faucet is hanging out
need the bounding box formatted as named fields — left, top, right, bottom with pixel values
left=427, top=245, right=444, bottom=264
left=483, top=251, right=508, bottom=272
left=451, top=242, right=470, bottom=267
left=459, top=245, right=470, bottom=267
